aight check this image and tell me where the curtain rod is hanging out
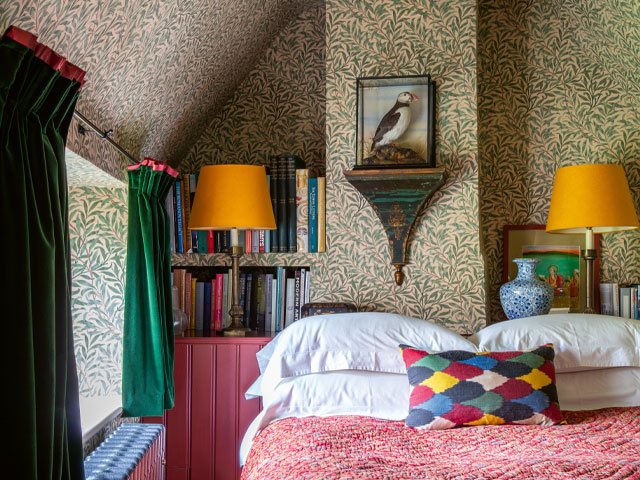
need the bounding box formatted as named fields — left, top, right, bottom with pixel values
left=73, top=110, right=138, bottom=165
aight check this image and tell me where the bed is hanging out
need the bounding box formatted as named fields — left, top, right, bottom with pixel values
left=240, top=313, right=640, bottom=479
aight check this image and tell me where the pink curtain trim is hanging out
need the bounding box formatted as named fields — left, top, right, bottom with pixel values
left=127, top=158, right=179, bottom=178
left=3, top=25, right=87, bottom=89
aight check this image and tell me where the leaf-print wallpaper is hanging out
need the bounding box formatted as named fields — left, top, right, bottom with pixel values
left=0, top=0, right=317, bottom=174
left=183, top=1, right=486, bottom=333
left=69, top=185, right=127, bottom=397
left=478, top=0, right=640, bottom=323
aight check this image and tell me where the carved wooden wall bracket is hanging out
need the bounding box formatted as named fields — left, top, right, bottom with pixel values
left=344, top=167, right=445, bottom=285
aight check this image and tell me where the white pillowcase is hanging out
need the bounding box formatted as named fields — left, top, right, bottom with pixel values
left=557, top=367, right=640, bottom=411
left=240, top=370, right=409, bottom=465
left=260, top=312, right=478, bottom=381
left=471, top=314, right=640, bottom=372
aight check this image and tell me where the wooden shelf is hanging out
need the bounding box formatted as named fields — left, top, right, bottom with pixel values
left=171, top=251, right=320, bottom=268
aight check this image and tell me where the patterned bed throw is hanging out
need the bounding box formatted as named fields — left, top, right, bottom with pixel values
left=241, top=407, right=640, bottom=479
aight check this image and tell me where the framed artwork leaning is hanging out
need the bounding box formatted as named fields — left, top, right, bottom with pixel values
left=503, top=225, right=600, bottom=313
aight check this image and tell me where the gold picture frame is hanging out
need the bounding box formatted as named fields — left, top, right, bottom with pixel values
left=503, top=225, right=600, bottom=314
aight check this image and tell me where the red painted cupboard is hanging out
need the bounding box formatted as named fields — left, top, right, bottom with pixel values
left=143, top=334, right=272, bottom=480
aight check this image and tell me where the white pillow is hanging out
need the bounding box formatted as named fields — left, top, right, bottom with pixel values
left=261, top=312, right=478, bottom=380
left=240, top=370, right=409, bottom=465
left=471, top=314, right=640, bottom=372
left=557, top=367, right=640, bottom=411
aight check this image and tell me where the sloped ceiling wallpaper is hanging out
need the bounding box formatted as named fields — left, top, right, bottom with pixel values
left=478, top=0, right=640, bottom=322
left=0, top=0, right=318, bottom=178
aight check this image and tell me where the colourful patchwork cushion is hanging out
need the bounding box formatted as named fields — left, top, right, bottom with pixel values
left=399, top=344, right=565, bottom=429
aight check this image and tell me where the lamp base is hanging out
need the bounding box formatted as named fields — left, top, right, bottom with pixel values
left=582, top=248, right=597, bottom=314
left=223, top=325, right=250, bottom=337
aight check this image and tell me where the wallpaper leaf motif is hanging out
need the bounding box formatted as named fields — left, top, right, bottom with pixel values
left=478, top=0, right=640, bottom=323
left=69, top=186, right=127, bottom=397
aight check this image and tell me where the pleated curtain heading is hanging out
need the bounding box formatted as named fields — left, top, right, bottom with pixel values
left=1, top=25, right=86, bottom=479
left=122, top=158, right=178, bottom=417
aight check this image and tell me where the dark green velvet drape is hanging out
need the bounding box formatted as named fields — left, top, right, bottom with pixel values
left=122, top=159, right=176, bottom=417
left=1, top=27, right=84, bottom=479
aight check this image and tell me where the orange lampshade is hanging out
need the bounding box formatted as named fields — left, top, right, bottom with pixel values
left=189, top=165, right=276, bottom=230
left=546, top=164, right=639, bottom=234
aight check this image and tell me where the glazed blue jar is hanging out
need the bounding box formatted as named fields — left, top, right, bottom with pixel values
left=500, top=258, right=554, bottom=320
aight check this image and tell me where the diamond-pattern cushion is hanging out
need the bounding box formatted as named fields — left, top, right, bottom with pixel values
left=399, top=344, right=565, bottom=430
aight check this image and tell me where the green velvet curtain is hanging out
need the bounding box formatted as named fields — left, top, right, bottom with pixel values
left=122, top=159, right=177, bottom=417
left=1, top=27, right=85, bottom=479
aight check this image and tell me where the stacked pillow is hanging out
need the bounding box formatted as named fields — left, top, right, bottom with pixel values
left=241, top=312, right=640, bottom=462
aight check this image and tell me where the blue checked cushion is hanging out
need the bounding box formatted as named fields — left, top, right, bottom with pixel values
left=398, top=344, right=565, bottom=429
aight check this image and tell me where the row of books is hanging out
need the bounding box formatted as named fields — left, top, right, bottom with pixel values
left=164, top=157, right=326, bottom=254
left=172, top=267, right=311, bottom=333
left=599, top=282, right=640, bottom=319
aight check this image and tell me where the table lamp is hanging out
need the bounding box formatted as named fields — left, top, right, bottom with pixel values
left=189, top=165, right=276, bottom=336
left=546, top=164, right=639, bottom=313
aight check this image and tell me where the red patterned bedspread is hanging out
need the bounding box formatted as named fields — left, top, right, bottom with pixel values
left=242, top=407, right=640, bottom=479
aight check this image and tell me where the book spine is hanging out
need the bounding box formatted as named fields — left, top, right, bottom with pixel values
left=182, top=174, right=192, bottom=253
left=256, top=274, right=265, bottom=331
left=245, top=231, right=252, bottom=253
left=275, top=266, right=283, bottom=331
left=252, top=231, right=259, bottom=253
left=293, top=269, right=301, bottom=323
left=185, top=272, right=193, bottom=328
left=258, top=230, right=266, bottom=253
left=269, top=158, right=279, bottom=253
left=264, top=273, right=273, bottom=331
left=296, top=169, right=309, bottom=253
left=276, top=155, right=287, bottom=252
left=304, top=268, right=311, bottom=305
left=189, top=173, right=197, bottom=253
left=286, top=155, right=298, bottom=252
left=215, top=273, right=223, bottom=330
left=191, top=277, right=197, bottom=330
left=308, top=176, right=318, bottom=253
left=179, top=269, right=186, bottom=312
left=175, top=180, right=184, bottom=253
left=285, top=277, right=296, bottom=328
left=210, top=279, right=216, bottom=331
left=265, top=172, right=271, bottom=253
left=208, top=231, right=214, bottom=253
left=270, top=278, right=277, bottom=332
left=195, top=281, right=204, bottom=332
left=191, top=230, right=198, bottom=254
left=165, top=184, right=176, bottom=254
left=222, top=272, right=229, bottom=329
left=317, top=176, right=326, bottom=253
left=198, top=231, right=208, bottom=254
left=299, top=269, right=306, bottom=319
left=244, top=274, right=253, bottom=328
left=239, top=274, right=247, bottom=326
left=203, top=282, right=212, bottom=332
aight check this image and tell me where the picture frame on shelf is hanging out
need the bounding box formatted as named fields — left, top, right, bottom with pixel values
left=355, top=74, right=435, bottom=169
left=503, top=225, right=600, bottom=314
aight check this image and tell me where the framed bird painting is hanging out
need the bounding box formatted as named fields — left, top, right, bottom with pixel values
left=355, top=74, right=435, bottom=169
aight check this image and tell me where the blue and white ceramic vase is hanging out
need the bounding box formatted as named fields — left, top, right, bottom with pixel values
left=500, top=258, right=554, bottom=320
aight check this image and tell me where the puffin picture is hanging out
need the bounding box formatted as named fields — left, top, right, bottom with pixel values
left=370, top=91, right=418, bottom=151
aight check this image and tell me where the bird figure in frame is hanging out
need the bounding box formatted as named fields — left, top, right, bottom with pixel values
left=370, top=91, right=418, bottom=152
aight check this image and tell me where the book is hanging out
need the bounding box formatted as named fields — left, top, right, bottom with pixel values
left=270, top=278, right=277, bottom=332
left=182, top=174, right=192, bottom=253
left=276, top=155, right=287, bottom=252
left=296, top=169, right=309, bottom=252
left=252, top=231, right=259, bottom=253
left=304, top=268, right=311, bottom=305
left=197, top=230, right=208, bottom=253
left=293, top=269, right=301, bottom=322
left=308, top=176, right=318, bottom=253
left=285, top=277, right=296, bottom=328
left=195, top=281, right=205, bottom=331
left=245, top=230, right=252, bottom=253
left=265, top=172, right=271, bottom=253
left=275, top=266, right=284, bottom=331
left=299, top=269, right=306, bottom=318
left=225, top=269, right=232, bottom=327
left=191, top=277, right=197, bottom=330
left=207, top=230, right=214, bottom=253
left=175, top=179, right=185, bottom=253
left=620, top=286, right=632, bottom=318
left=184, top=272, right=193, bottom=328
left=285, top=155, right=302, bottom=252
left=255, top=273, right=265, bottom=331
left=269, top=157, right=279, bottom=253
left=214, top=273, right=224, bottom=330
left=244, top=274, right=253, bottom=328
left=165, top=184, right=176, bottom=254
left=317, top=176, right=326, bottom=253
left=258, top=230, right=266, bottom=253
left=265, top=273, right=274, bottom=332
left=239, top=273, right=247, bottom=326
left=203, top=282, right=212, bottom=332
left=599, top=282, right=617, bottom=316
